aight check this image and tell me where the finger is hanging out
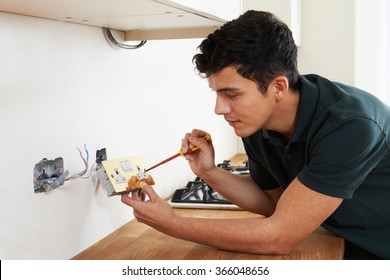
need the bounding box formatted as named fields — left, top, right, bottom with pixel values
left=189, top=135, right=211, bottom=151
left=121, top=193, right=142, bottom=208
left=134, top=189, right=146, bottom=201
left=131, top=190, right=140, bottom=200
left=140, top=182, right=160, bottom=201
left=181, top=132, right=192, bottom=154
left=121, top=193, right=133, bottom=206
left=140, top=189, right=146, bottom=201
left=191, top=129, right=209, bottom=139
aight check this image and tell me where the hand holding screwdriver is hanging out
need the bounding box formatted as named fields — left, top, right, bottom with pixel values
left=144, top=135, right=211, bottom=172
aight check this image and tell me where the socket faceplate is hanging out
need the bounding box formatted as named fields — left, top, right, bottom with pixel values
left=97, top=156, right=147, bottom=196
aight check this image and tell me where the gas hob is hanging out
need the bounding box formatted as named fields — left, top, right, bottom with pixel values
left=169, top=160, right=249, bottom=210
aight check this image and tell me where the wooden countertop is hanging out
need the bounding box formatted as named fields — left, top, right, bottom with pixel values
left=72, top=154, right=344, bottom=260
left=72, top=208, right=344, bottom=260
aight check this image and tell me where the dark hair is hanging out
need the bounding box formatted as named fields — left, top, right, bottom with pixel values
left=193, top=10, right=300, bottom=92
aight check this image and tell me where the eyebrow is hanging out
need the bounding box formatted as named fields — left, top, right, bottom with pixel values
left=214, top=86, right=241, bottom=93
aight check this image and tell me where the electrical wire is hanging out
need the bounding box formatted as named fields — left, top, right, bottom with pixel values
left=80, top=162, right=96, bottom=179
left=65, top=144, right=89, bottom=181
left=102, top=27, right=147, bottom=49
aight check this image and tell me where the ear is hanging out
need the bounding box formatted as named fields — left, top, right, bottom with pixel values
left=272, top=76, right=289, bottom=101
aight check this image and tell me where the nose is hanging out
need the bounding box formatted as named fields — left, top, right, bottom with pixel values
left=214, top=95, right=230, bottom=115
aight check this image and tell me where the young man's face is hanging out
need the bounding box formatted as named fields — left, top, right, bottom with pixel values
left=207, top=66, right=278, bottom=138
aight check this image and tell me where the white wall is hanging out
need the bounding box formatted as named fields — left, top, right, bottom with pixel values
left=355, top=0, right=389, bottom=104
left=297, top=0, right=355, bottom=84
left=298, top=0, right=389, bottom=105
left=0, top=12, right=238, bottom=259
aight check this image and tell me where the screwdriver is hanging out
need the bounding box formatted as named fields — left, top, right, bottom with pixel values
left=144, top=135, right=211, bottom=173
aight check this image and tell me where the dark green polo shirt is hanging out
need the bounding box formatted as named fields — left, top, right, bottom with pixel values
left=242, top=74, right=390, bottom=259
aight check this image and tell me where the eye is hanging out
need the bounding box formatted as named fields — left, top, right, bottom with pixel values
left=225, top=92, right=238, bottom=99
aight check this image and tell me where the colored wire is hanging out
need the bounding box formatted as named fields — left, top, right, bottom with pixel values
left=80, top=162, right=96, bottom=179
left=65, top=144, right=89, bottom=181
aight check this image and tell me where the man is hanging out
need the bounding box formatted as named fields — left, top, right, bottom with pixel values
left=121, top=10, right=390, bottom=259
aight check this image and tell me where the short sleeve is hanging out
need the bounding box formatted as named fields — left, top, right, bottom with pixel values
left=297, top=117, right=388, bottom=198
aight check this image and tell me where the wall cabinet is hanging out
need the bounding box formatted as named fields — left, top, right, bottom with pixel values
left=0, top=0, right=241, bottom=40
left=1, top=1, right=300, bottom=42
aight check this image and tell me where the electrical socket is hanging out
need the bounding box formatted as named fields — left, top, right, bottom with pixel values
left=96, top=155, right=148, bottom=196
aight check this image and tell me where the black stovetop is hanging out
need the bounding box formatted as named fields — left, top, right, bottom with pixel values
left=170, top=160, right=249, bottom=206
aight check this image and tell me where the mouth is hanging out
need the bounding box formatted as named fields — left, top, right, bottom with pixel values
left=225, top=118, right=240, bottom=127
